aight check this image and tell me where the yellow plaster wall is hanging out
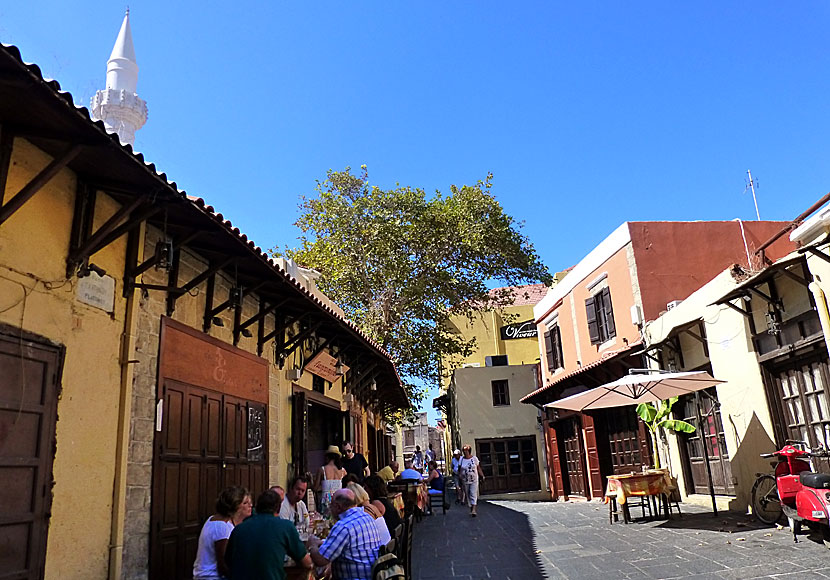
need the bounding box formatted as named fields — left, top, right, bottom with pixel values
left=0, top=139, right=128, bottom=579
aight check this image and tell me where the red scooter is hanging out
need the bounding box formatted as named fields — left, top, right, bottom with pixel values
left=752, top=440, right=830, bottom=546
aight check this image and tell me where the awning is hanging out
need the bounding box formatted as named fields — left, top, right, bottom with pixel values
left=713, top=254, right=808, bottom=307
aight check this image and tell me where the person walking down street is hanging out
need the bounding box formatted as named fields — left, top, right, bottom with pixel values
left=315, top=445, right=347, bottom=515
left=225, top=489, right=312, bottom=580
left=425, top=443, right=435, bottom=465
left=308, top=488, right=381, bottom=580
left=412, top=445, right=424, bottom=473
left=459, top=445, right=485, bottom=517
left=192, top=486, right=252, bottom=580
left=451, top=449, right=465, bottom=505
left=341, top=441, right=370, bottom=481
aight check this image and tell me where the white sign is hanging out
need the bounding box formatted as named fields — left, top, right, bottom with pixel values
left=76, top=272, right=115, bottom=313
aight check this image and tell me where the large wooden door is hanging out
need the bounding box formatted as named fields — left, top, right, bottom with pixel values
left=476, top=436, right=540, bottom=494
left=603, top=407, right=651, bottom=474
left=676, top=389, right=735, bottom=496
left=558, top=416, right=587, bottom=497
left=0, top=331, right=62, bottom=580
left=151, top=380, right=267, bottom=579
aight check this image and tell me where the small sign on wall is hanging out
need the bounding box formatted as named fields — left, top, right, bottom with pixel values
left=76, top=272, right=115, bottom=313
left=305, top=351, right=349, bottom=384
left=499, top=320, right=538, bottom=340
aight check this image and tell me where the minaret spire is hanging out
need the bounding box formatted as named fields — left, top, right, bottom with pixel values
left=91, top=9, right=148, bottom=147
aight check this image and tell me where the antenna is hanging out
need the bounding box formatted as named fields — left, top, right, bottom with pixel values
left=745, top=170, right=761, bottom=221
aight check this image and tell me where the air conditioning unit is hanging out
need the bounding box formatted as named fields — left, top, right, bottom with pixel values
left=286, top=368, right=302, bottom=381
left=666, top=300, right=683, bottom=311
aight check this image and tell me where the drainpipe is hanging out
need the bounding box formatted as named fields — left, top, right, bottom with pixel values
left=108, top=223, right=145, bottom=580
left=808, top=280, right=830, bottom=348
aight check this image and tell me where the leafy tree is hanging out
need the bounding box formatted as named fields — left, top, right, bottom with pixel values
left=636, top=397, right=696, bottom=469
left=280, top=166, right=551, bottom=407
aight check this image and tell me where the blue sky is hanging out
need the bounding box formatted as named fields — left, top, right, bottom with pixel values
left=3, top=2, right=829, bottom=422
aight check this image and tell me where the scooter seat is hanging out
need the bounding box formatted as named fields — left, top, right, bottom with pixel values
left=799, top=471, right=830, bottom=489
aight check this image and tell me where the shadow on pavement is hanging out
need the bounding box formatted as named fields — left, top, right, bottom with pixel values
left=655, top=508, right=769, bottom=533
left=411, top=498, right=547, bottom=580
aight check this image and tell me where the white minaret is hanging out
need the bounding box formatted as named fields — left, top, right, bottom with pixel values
left=91, top=9, right=148, bottom=147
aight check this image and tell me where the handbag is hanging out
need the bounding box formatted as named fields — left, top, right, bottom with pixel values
left=372, top=552, right=406, bottom=580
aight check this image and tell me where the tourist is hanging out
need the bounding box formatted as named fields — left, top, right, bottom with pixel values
left=314, top=445, right=347, bottom=515
left=279, top=476, right=310, bottom=536
left=270, top=485, right=286, bottom=504
left=308, top=488, right=381, bottom=580
left=347, top=481, right=391, bottom=545
left=459, top=445, right=485, bottom=517
left=451, top=449, right=465, bottom=504
left=412, top=445, right=424, bottom=472
left=426, top=460, right=444, bottom=492
left=224, top=489, right=311, bottom=579
left=376, top=460, right=398, bottom=483
left=425, top=443, right=436, bottom=465
left=341, top=441, right=370, bottom=480
left=397, top=459, right=423, bottom=482
left=363, top=475, right=402, bottom=534
left=192, top=486, right=251, bottom=580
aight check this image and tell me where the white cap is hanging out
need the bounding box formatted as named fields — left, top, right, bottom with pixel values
left=453, top=449, right=461, bottom=455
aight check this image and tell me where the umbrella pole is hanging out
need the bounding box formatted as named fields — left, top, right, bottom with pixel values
left=695, top=391, right=718, bottom=517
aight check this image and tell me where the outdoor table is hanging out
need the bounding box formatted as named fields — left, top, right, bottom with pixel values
left=390, top=492, right=405, bottom=518
left=605, top=469, right=672, bottom=523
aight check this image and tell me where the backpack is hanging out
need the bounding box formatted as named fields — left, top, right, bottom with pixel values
left=372, top=552, right=406, bottom=580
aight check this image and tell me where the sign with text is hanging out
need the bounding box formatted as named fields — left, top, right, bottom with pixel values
left=499, top=320, right=538, bottom=340
left=76, top=272, right=115, bottom=313
left=304, top=351, right=349, bottom=384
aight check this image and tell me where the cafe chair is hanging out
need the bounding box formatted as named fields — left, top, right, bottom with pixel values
left=427, top=486, right=446, bottom=515
left=664, top=476, right=682, bottom=517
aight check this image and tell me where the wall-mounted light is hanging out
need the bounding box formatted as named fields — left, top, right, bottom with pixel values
left=154, top=239, right=174, bottom=271
left=229, top=286, right=243, bottom=308
left=240, top=328, right=252, bottom=338
left=335, top=359, right=344, bottom=376
left=370, top=379, right=377, bottom=391
left=212, top=317, right=224, bottom=327
left=78, top=262, right=107, bottom=278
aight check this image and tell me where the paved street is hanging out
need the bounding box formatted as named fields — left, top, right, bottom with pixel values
left=412, top=498, right=830, bottom=580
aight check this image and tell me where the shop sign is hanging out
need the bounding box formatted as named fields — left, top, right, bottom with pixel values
left=499, top=320, right=538, bottom=340
left=305, top=351, right=349, bottom=383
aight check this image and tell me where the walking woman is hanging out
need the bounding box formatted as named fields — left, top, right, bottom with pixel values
left=193, top=486, right=252, bottom=579
left=459, top=444, right=485, bottom=517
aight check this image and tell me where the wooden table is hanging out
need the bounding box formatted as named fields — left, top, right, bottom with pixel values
left=605, top=470, right=672, bottom=523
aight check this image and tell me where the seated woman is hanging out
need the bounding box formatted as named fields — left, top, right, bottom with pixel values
left=427, top=461, right=444, bottom=491
left=192, top=486, right=252, bottom=580
left=347, top=482, right=392, bottom=545
left=363, top=475, right=402, bottom=533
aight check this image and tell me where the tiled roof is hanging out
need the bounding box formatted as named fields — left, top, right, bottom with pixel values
left=488, top=283, right=550, bottom=306
left=0, top=42, right=408, bottom=407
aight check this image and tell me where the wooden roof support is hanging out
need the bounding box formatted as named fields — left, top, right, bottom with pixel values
left=275, top=321, right=323, bottom=362
left=305, top=335, right=336, bottom=366
left=0, top=125, right=14, bottom=206
left=239, top=297, right=289, bottom=332
left=130, top=229, right=202, bottom=279
left=0, top=143, right=82, bottom=226
left=345, top=361, right=378, bottom=391
left=260, top=311, right=310, bottom=346
left=722, top=299, right=751, bottom=319
left=747, top=286, right=783, bottom=310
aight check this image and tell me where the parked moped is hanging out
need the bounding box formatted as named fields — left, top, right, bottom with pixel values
left=752, top=440, right=830, bottom=546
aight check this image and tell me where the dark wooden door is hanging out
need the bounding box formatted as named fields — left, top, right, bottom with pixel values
left=0, top=331, right=62, bottom=580
left=292, top=391, right=308, bottom=478
left=676, top=389, right=735, bottom=496
left=477, top=436, right=540, bottom=494
left=604, top=407, right=650, bottom=474
left=558, top=416, right=586, bottom=497
left=151, top=380, right=267, bottom=580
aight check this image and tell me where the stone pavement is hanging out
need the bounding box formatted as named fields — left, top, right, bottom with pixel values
left=411, top=498, right=830, bottom=580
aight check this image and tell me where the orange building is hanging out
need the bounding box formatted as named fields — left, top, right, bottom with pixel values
left=522, top=221, right=795, bottom=500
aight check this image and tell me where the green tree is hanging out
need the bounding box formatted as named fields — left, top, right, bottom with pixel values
left=636, top=397, right=696, bottom=469
left=280, top=167, right=551, bottom=407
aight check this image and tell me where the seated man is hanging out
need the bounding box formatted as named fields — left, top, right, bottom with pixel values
left=309, top=488, right=381, bottom=580
left=397, top=459, right=423, bottom=482
left=279, top=476, right=309, bottom=533
left=376, top=461, right=398, bottom=484
left=225, top=489, right=312, bottom=580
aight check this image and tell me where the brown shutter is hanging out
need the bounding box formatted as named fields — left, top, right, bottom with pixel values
left=581, top=413, right=605, bottom=498
left=292, top=391, right=308, bottom=477
left=553, top=325, right=564, bottom=368
left=544, top=331, right=555, bottom=370
left=545, top=420, right=563, bottom=500
left=585, top=296, right=600, bottom=344
left=602, top=287, right=616, bottom=338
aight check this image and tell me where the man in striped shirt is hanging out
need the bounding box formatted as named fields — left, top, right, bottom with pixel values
left=309, top=488, right=381, bottom=580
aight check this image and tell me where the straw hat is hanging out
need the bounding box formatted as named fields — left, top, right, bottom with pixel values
left=326, top=445, right=341, bottom=456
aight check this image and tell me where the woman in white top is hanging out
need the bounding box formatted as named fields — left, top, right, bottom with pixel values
left=459, top=445, right=485, bottom=517
left=193, top=486, right=252, bottom=579
left=347, top=482, right=391, bottom=545
left=314, top=445, right=347, bottom=515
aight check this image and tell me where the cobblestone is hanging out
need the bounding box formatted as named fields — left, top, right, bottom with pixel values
left=412, top=497, right=830, bottom=579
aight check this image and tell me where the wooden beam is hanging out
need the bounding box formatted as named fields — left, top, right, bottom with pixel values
left=0, top=126, right=15, bottom=205
left=722, top=300, right=751, bottom=319
left=240, top=298, right=289, bottom=331
left=68, top=194, right=147, bottom=265
left=804, top=246, right=830, bottom=266
left=123, top=228, right=141, bottom=298
left=261, top=312, right=310, bottom=345
left=202, top=273, right=216, bottom=333
left=276, top=321, right=323, bottom=360
left=131, top=229, right=202, bottom=278
left=69, top=203, right=161, bottom=267
left=0, top=143, right=83, bottom=226
left=777, top=266, right=809, bottom=288
left=165, top=243, right=181, bottom=317
left=133, top=283, right=185, bottom=293
left=178, top=257, right=235, bottom=295
left=747, top=286, right=782, bottom=310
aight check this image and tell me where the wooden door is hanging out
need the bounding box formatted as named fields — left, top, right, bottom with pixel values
left=292, top=391, right=308, bottom=478
left=0, top=331, right=62, bottom=580
left=558, top=416, right=587, bottom=497
left=150, top=381, right=267, bottom=580
left=676, top=389, right=735, bottom=496
left=604, top=407, right=650, bottom=474
left=544, top=419, right=562, bottom=500
left=476, top=436, right=540, bottom=494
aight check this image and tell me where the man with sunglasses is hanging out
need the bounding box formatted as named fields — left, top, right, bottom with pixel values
left=341, top=441, right=370, bottom=481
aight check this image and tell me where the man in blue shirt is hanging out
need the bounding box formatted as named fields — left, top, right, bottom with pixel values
left=309, top=489, right=381, bottom=580
left=397, top=459, right=424, bottom=482
left=225, top=489, right=312, bottom=580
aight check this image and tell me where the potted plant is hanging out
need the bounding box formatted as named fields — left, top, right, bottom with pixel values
left=636, top=397, right=696, bottom=469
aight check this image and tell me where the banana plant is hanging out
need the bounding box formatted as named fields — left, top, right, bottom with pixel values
left=636, top=397, right=696, bottom=469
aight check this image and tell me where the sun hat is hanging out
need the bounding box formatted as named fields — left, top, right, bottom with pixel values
left=326, top=445, right=341, bottom=456
left=453, top=449, right=461, bottom=455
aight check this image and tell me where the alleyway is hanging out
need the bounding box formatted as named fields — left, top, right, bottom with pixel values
left=411, top=499, right=830, bottom=580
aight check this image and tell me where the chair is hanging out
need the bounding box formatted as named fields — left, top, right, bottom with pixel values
left=664, top=476, right=682, bottom=517
left=397, top=514, right=414, bottom=580
left=379, top=537, right=396, bottom=556
left=427, top=485, right=446, bottom=514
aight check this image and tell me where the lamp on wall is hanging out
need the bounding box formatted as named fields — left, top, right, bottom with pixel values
left=154, top=239, right=174, bottom=271
left=335, top=359, right=344, bottom=376
left=370, top=379, right=377, bottom=391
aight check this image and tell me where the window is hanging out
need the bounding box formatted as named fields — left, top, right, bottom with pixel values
left=312, top=374, right=325, bottom=394
left=486, top=355, right=508, bottom=367
left=404, top=429, right=415, bottom=447
left=545, top=324, right=564, bottom=371
left=586, top=287, right=616, bottom=345
left=491, top=379, right=510, bottom=406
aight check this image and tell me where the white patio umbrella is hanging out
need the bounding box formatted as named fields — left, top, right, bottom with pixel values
left=545, top=370, right=725, bottom=412
left=545, top=370, right=726, bottom=516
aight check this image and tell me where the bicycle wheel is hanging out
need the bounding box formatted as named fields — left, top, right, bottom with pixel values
left=751, top=474, right=782, bottom=524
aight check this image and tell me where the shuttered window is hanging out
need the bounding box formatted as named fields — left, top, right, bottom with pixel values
left=492, top=380, right=510, bottom=406
left=545, top=324, right=564, bottom=371
left=586, top=287, right=616, bottom=345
